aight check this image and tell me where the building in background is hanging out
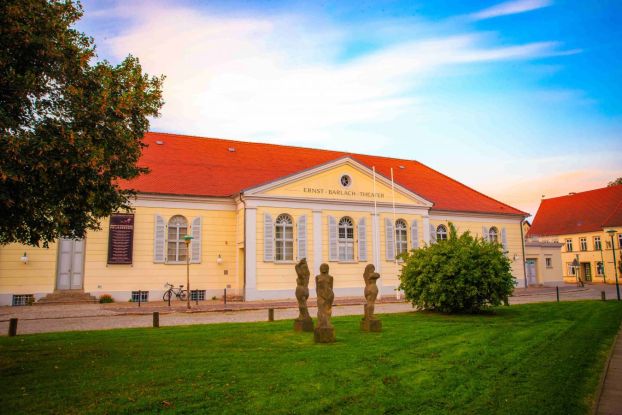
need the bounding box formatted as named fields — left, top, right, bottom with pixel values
left=0, top=132, right=528, bottom=305
left=527, top=185, right=622, bottom=284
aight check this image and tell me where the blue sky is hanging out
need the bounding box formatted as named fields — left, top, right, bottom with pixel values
left=78, top=0, right=622, bottom=216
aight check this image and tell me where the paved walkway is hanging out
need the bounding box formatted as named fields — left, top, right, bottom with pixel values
left=597, top=326, right=622, bottom=415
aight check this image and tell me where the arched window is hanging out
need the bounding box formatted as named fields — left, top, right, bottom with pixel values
left=338, top=217, right=355, bottom=261
left=489, top=226, right=498, bottom=243
left=167, top=215, right=188, bottom=262
left=275, top=214, right=294, bottom=261
left=436, top=224, right=448, bottom=241
left=395, top=219, right=408, bottom=255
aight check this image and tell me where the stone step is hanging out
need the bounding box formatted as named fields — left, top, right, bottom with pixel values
left=36, top=291, right=98, bottom=305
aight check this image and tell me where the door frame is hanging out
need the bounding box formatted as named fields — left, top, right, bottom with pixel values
left=55, top=238, right=86, bottom=291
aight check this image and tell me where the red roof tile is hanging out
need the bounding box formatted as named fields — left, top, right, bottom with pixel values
left=527, top=185, right=622, bottom=236
left=121, top=132, right=526, bottom=216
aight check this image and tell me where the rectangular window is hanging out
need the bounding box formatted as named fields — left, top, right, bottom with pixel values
left=597, top=262, right=604, bottom=276
left=566, top=263, right=576, bottom=276
left=190, top=290, right=206, bottom=301
left=618, top=234, right=622, bottom=249
left=545, top=258, right=552, bottom=268
left=580, top=238, right=587, bottom=251
left=566, top=239, right=573, bottom=252
left=594, top=236, right=602, bottom=251
left=131, top=291, right=149, bottom=302
left=12, top=294, right=34, bottom=306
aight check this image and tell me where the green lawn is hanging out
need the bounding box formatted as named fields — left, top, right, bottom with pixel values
left=1, top=302, right=621, bottom=415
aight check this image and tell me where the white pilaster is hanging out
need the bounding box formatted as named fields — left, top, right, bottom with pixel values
left=313, top=210, right=323, bottom=275
left=372, top=213, right=381, bottom=273
left=423, top=215, right=430, bottom=244
left=244, top=207, right=257, bottom=300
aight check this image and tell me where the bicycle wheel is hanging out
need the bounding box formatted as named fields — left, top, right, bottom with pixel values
left=179, top=290, right=188, bottom=301
left=163, top=291, right=172, bottom=302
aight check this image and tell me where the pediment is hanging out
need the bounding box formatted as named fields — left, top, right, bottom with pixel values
left=243, top=157, right=433, bottom=207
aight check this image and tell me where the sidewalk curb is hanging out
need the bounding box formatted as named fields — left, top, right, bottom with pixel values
left=592, top=323, right=621, bottom=415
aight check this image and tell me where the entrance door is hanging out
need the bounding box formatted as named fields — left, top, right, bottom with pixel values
left=56, top=238, right=85, bottom=290
left=526, top=259, right=537, bottom=285
left=582, top=263, right=592, bottom=282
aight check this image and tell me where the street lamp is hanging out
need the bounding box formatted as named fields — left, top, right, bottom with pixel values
left=184, top=235, right=194, bottom=310
left=606, top=229, right=620, bottom=301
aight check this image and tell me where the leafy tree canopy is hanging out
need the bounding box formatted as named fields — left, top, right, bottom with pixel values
left=0, top=0, right=164, bottom=246
left=398, top=223, right=515, bottom=313
left=608, top=177, right=622, bottom=187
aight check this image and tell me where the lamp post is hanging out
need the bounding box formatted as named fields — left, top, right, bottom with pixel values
left=184, top=235, right=194, bottom=310
left=606, top=230, right=620, bottom=301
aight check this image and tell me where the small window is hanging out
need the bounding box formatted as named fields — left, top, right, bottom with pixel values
left=618, top=234, right=622, bottom=249
left=395, top=219, right=408, bottom=255
left=275, top=214, right=294, bottom=261
left=566, top=263, right=576, bottom=276
left=488, top=227, right=498, bottom=243
left=167, top=215, right=188, bottom=262
left=12, top=294, right=34, bottom=306
left=338, top=217, right=355, bottom=261
left=340, top=174, right=352, bottom=187
left=131, top=291, right=149, bottom=302
left=597, top=262, right=604, bottom=276
left=436, top=225, right=448, bottom=241
left=580, top=237, right=587, bottom=251
left=566, top=239, right=573, bottom=252
left=545, top=258, right=552, bottom=268
left=594, top=236, right=602, bottom=251
left=190, top=290, right=206, bottom=301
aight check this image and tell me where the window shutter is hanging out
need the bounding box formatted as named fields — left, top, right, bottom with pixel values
left=154, top=214, right=166, bottom=263
left=190, top=216, right=202, bottom=263
left=264, top=213, right=274, bottom=262
left=411, top=220, right=419, bottom=249
left=429, top=224, right=437, bottom=244
left=297, top=215, right=307, bottom=260
left=385, top=218, right=395, bottom=260
left=501, top=227, right=508, bottom=251
left=482, top=226, right=489, bottom=242
left=358, top=217, right=367, bottom=261
left=328, top=216, right=338, bottom=261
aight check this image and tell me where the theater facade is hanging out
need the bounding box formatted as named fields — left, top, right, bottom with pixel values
left=0, top=132, right=528, bottom=305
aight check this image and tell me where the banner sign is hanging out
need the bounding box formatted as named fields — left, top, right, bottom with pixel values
left=107, top=214, right=134, bottom=264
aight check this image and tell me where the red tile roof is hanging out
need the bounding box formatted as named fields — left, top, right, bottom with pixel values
left=527, top=185, right=622, bottom=236
left=121, top=132, right=526, bottom=216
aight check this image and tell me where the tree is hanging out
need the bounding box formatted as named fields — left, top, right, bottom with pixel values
left=398, top=223, right=515, bottom=313
left=1, top=0, right=164, bottom=246
left=608, top=177, right=622, bottom=187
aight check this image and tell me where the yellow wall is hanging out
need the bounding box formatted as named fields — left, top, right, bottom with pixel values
left=525, top=244, right=563, bottom=285
left=0, top=241, right=58, bottom=295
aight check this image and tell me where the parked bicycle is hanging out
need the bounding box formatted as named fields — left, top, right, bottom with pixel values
left=163, top=282, right=188, bottom=301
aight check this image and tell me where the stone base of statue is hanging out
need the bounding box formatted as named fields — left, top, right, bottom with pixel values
left=361, top=319, right=382, bottom=332
left=314, top=327, right=335, bottom=343
left=294, top=318, right=314, bottom=332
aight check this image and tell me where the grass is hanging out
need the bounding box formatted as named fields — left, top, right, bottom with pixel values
left=1, top=301, right=621, bottom=415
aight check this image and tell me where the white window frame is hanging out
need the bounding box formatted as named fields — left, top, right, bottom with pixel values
left=594, top=236, right=602, bottom=251
left=167, top=215, right=188, bottom=263
left=275, top=214, right=294, bottom=262
left=488, top=227, right=499, bottom=243
left=395, top=219, right=408, bottom=256
left=338, top=216, right=355, bottom=262
left=436, top=225, right=448, bottom=241
left=580, top=237, right=587, bottom=251
left=596, top=261, right=604, bottom=276
left=566, top=239, right=573, bottom=252
left=545, top=257, right=552, bottom=268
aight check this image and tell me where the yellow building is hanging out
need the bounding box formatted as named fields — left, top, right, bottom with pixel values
left=0, top=132, right=529, bottom=305
left=527, top=186, right=622, bottom=284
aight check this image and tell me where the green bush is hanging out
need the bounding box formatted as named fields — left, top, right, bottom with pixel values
left=99, top=294, right=114, bottom=304
left=398, top=223, right=515, bottom=313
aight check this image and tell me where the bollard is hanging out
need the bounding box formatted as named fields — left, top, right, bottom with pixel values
left=168, top=293, right=171, bottom=307
left=138, top=290, right=141, bottom=307
left=224, top=288, right=227, bottom=306
left=556, top=286, right=560, bottom=302
left=153, top=312, right=160, bottom=328
left=268, top=308, right=274, bottom=322
left=602, top=291, right=606, bottom=301
left=8, top=318, right=18, bottom=337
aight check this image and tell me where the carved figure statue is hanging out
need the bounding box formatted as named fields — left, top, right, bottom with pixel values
left=314, top=263, right=336, bottom=342
left=361, top=264, right=382, bottom=332
left=316, top=263, right=334, bottom=328
left=293, top=258, right=314, bottom=332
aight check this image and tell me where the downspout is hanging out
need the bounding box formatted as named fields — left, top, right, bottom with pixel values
left=520, top=218, right=528, bottom=288
left=241, top=193, right=247, bottom=301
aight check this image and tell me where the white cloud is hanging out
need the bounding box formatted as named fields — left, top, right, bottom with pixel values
left=470, top=0, right=552, bottom=21
left=92, top=3, right=570, bottom=147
